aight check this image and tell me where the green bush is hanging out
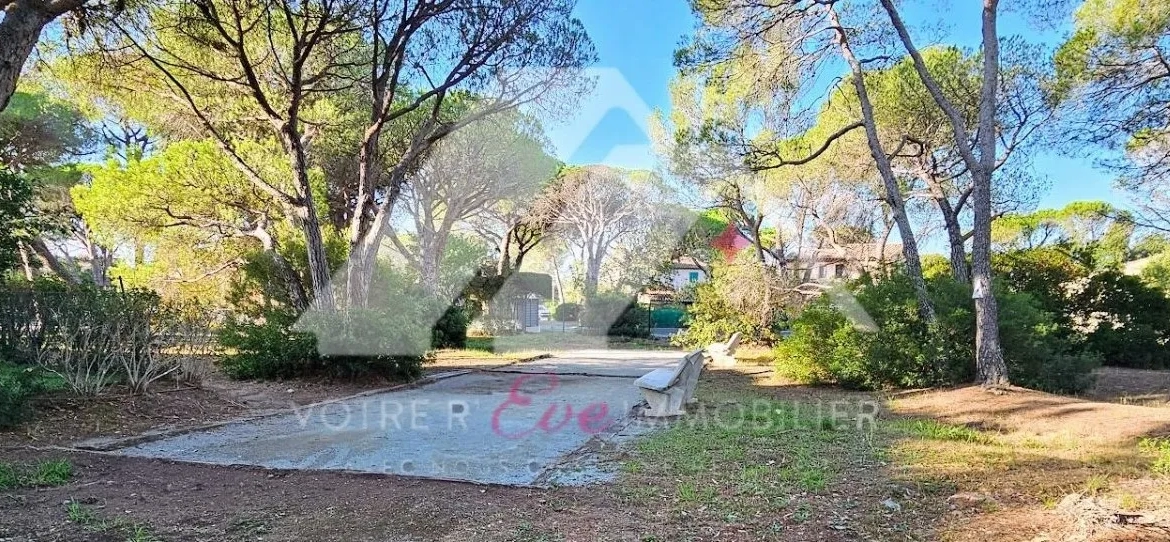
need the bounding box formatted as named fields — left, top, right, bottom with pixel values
left=431, top=305, right=469, bottom=349
left=995, top=250, right=1170, bottom=369
left=217, top=309, right=319, bottom=380
left=581, top=294, right=648, bottom=338
left=218, top=304, right=432, bottom=382
left=774, top=274, right=1099, bottom=393
left=1069, top=270, right=1170, bottom=369
left=672, top=255, right=795, bottom=349
left=0, top=363, right=50, bottom=429
left=554, top=303, right=580, bottom=322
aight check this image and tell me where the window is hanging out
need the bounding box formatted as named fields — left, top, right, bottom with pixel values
left=688, top=271, right=700, bottom=283
left=835, top=264, right=846, bottom=278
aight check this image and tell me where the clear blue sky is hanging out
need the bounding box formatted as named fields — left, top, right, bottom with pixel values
left=555, top=0, right=1124, bottom=214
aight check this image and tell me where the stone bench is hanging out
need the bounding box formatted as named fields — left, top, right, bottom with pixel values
left=706, top=331, right=742, bottom=368
left=634, top=350, right=706, bottom=417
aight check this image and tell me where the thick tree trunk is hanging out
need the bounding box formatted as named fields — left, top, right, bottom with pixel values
left=297, top=205, right=334, bottom=310
left=496, top=227, right=514, bottom=276
left=971, top=168, right=1007, bottom=384
left=829, top=7, right=936, bottom=323
left=283, top=127, right=334, bottom=311
left=583, top=248, right=601, bottom=301
left=0, top=0, right=54, bottom=112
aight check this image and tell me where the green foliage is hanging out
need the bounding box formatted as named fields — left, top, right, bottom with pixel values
left=553, top=303, right=580, bottom=322
left=0, top=362, right=62, bottom=429
left=1139, top=437, right=1170, bottom=475
left=774, top=274, right=1100, bottom=393
left=0, top=171, right=40, bottom=274
left=0, top=281, right=195, bottom=395
left=217, top=309, right=319, bottom=380
left=0, top=90, right=93, bottom=170
left=0, top=459, right=74, bottom=489
left=432, top=305, right=469, bottom=349
left=1070, top=270, right=1170, bottom=369
left=673, top=255, right=796, bottom=349
left=218, top=300, right=436, bottom=382
left=581, top=293, right=649, bottom=338
left=1141, top=250, right=1170, bottom=292
left=996, top=247, right=1170, bottom=370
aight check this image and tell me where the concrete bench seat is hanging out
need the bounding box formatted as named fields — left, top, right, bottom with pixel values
left=634, top=350, right=705, bottom=417
left=706, top=331, right=742, bottom=368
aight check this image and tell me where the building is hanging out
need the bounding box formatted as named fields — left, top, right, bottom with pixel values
left=785, top=243, right=904, bottom=283
left=667, top=256, right=708, bottom=290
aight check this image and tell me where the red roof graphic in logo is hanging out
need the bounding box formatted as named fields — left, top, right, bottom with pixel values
left=712, top=224, right=751, bottom=260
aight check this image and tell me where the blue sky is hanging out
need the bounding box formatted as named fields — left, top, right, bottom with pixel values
left=552, top=0, right=1125, bottom=213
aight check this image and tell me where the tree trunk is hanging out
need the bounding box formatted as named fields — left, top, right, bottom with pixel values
left=496, top=227, right=514, bottom=276
left=297, top=205, right=334, bottom=310
left=249, top=225, right=309, bottom=312
left=17, top=241, right=35, bottom=281
left=972, top=0, right=1009, bottom=386
left=419, top=233, right=443, bottom=296
left=939, top=202, right=971, bottom=283
left=829, top=6, right=936, bottom=323
left=28, top=237, right=79, bottom=284
left=971, top=170, right=1007, bottom=384
left=0, top=0, right=54, bottom=112
left=583, top=247, right=601, bottom=301
left=284, top=127, right=334, bottom=311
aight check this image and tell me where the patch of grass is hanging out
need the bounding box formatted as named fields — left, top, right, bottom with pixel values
left=1118, top=492, right=1142, bottom=511
left=0, top=459, right=74, bottom=490
left=65, top=501, right=160, bottom=542
left=890, top=418, right=994, bottom=444
left=621, top=374, right=878, bottom=529
left=1082, top=474, right=1110, bottom=496
left=1139, top=437, right=1170, bottom=475
left=508, top=522, right=563, bottom=542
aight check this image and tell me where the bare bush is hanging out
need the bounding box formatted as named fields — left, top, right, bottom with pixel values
left=116, top=303, right=177, bottom=395
left=43, top=303, right=121, bottom=396
left=165, top=307, right=218, bottom=387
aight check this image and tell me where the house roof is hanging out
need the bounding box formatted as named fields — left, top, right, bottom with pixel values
left=787, top=243, right=904, bottom=264
left=670, top=256, right=705, bottom=270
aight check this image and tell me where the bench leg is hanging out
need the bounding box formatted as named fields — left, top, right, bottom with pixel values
left=640, top=388, right=686, bottom=417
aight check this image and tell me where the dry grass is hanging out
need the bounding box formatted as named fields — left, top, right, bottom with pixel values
left=888, top=386, right=1170, bottom=541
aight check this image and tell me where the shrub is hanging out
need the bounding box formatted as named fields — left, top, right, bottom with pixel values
left=217, top=309, right=318, bottom=380
left=218, top=305, right=431, bottom=382
left=431, top=304, right=469, bottom=349
left=581, top=293, right=648, bottom=338
left=554, top=303, right=580, bottom=322
left=774, top=274, right=1099, bottom=393
left=1068, top=270, right=1170, bottom=369
left=0, top=282, right=198, bottom=395
left=996, top=250, right=1170, bottom=369
left=673, top=254, right=800, bottom=349
left=0, top=363, right=52, bottom=429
